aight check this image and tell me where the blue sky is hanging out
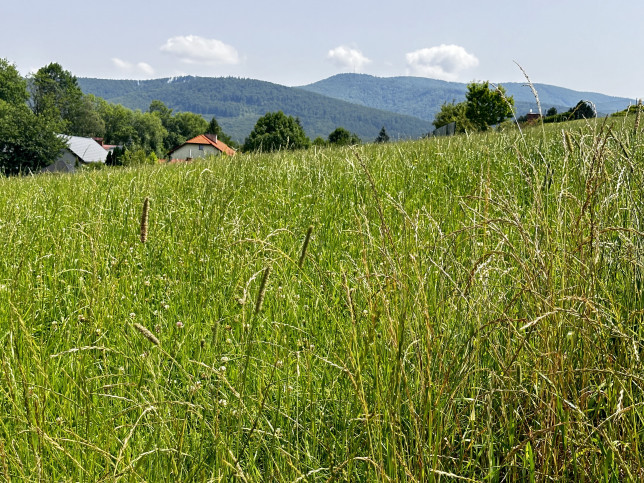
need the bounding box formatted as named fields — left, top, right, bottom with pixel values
left=1, top=0, right=641, bottom=99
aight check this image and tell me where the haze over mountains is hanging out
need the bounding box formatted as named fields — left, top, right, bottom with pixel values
left=78, top=74, right=635, bottom=143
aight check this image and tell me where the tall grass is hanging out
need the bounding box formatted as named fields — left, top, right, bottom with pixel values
left=0, top=117, right=642, bottom=481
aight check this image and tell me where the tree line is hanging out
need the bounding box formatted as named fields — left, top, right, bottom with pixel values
left=432, top=81, right=598, bottom=134
left=0, top=58, right=396, bottom=174
left=5, top=57, right=587, bottom=175
left=0, top=59, right=241, bottom=174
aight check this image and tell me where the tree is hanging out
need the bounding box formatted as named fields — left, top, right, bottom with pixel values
left=432, top=101, right=473, bottom=133
left=0, top=58, right=29, bottom=105
left=569, top=100, right=596, bottom=120
left=375, top=126, right=390, bottom=143
left=0, top=60, right=65, bottom=175
left=312, top=137, right=327, bottom=147
left=464, top=81, right=514, bottom=131
left=243, top=111, right=310, bottom=152
left=30, top=63, right=82, bottom=127
left=0, top=100, right=65, bottom=175
left=206, top=116, right=236, bottom=147
left=131, top=111, right=167, bottom=156
left=29, top=62, right=104, bottom=137
left=328, top=127, right=360, bottom=146
left=98, top=101, right=136, bottom=146
left=546, top=106, right=558, bottom=117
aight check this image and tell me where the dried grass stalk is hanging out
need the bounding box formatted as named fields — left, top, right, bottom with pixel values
left=140, top=197, right=150, bottom=243
left=134, top=322, right=160, bottom=346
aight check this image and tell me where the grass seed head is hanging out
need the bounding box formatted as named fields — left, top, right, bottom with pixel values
left=140, top=197, right=150, bottom=243
left=133, top=322, right=160, bottom=346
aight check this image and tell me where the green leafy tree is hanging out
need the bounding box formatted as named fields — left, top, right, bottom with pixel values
left=432, top=101, right=473, bottom=133
left=312, top=137, right=327, bottom=147
left=243, top=111, right=310, bottom=152
left=30, top=63, right=82, bottom=128
left=97, top=101, right=136, bottom=146
left=375, top=126, right=390, bottom=143
left=71, top=95, right=105, bottom=138
left=464, top=81, right=514, bottom=131
left=0, top=59, right=66, bottom=175
left=0, top=58, right=29, bottom=105
left=569, top=100, right=596, bottom=120
left=132, top=111, right=167, bottom=156
left=546, top=106, right=558, bottom=117
left=206, top=116, right=236, bottom=147
left=173, top=112, right=208, bottom=142
left=0, top=100, right=65, bottom=175
left=30, top=63, right=104, bottom=137
left=328, top=127, right=361, bottom=146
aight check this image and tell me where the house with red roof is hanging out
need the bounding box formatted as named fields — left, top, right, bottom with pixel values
left=168, top=134, right=236, bottom=161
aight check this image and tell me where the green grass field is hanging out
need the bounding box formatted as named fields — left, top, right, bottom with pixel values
left=0, top=117, right=642, bottom=481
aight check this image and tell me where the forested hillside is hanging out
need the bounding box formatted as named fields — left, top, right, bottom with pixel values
left=299, top=73, right=634, bottom=120
left=78, top=77, right=432, bottom=143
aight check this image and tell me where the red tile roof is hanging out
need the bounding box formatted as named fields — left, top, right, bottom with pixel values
left=169, top=134, right=236, bottom=157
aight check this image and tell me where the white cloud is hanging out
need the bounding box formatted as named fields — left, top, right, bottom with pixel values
left=111, top=58, right=155, bottom=77
left=160, top=35, right=240, bottom=65
left=326, top=46, right=371, bottom=72
left=405, top=44, right=479, bottom=81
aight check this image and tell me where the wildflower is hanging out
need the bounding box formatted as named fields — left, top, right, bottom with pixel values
left=176, top=321, right=184, bottom=328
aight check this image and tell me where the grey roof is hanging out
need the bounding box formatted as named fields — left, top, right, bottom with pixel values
left=58, top=135, right=108, bottom=164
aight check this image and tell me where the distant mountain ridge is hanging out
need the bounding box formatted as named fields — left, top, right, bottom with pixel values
left=78, top=76, right=432, bottom=143
left=78, top=74, right=636, bottom=144
left=299, top=74, right=635, bottom=120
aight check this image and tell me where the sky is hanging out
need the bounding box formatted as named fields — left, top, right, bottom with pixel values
left=1, top=0, right=642, bottom=99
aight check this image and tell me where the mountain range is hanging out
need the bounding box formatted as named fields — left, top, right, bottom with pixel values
left=78, top=74, right=636, bottom=143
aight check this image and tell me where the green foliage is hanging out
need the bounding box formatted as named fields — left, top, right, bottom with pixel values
left=374, top=126, right=390, bottom=143
left=546, top=106, right=558, bottom=117
left=97, top=99, right=136, bottom=145
left=121, top=147, right=158, bottom=166
left=206, top=116, right=236, bottom=148
left=327, top=126, right=361, bottom=146
left=0, top=100, right=65, bottom=175
left=0, top=58, right=29, bottom=105
left=432, top=100, right=474, bottom=133
left=106, top=146, right=126, bottom=166
left=78, top=76, right=433, bottom=142
left=0, top=119, right=643, bottom=480
left=243, top=111, right=310, bottom=152
left=569, top=100, right=596, bottom=120
left=464, top=81, right=514, bottom=131
left=29, top=63, right=105, bottom=138
left=611, top=102, right=644, bottom=118
left=543, top=100, right=598, bottom=124
left=131, top=111, right=167, bottom=156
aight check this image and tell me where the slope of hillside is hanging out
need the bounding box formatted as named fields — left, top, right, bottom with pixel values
left=78, top=76, right=432, bottom=143
left=299, top=73, right=635, bottom=120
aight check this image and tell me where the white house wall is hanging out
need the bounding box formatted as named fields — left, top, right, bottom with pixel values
left=171, top=144, right=220, bottom=160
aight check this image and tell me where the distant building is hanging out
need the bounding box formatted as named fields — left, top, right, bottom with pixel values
left=42, top=135, right=108, bottom=173
left=168, top=134, right=236, bottom=161
left=526, top=110, right=542, bottom=122
left=93, top=137, right=121, bottom=152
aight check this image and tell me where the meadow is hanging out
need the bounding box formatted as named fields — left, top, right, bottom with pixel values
left=0, top=116, right=642, bottom=481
